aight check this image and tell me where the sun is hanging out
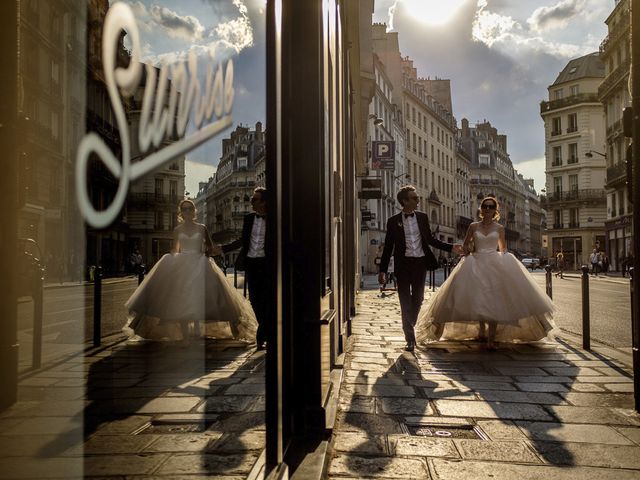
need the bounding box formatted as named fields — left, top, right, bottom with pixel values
left=401, top=0, right=467, bottom=26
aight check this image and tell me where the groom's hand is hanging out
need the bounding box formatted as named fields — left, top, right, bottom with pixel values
left=452, top=244, right=464, bottom=255
left=377, top=272, right=386, bottom=285
left=211, top=245, right=223, bottom=256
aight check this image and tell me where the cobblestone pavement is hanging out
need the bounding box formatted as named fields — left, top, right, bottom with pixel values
left=327, top=289, right=640, bottom=479
left=0, top=337, right=264, bottom=479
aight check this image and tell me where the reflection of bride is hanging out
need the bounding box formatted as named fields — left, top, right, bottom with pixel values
left=123, top=199, right=257, bottom=344
left=415, top=197, right=555, bottom=350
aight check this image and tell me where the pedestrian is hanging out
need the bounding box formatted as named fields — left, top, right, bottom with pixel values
left=602, top=254, right=610, bottom=274
left=590, top=249, right=600, bottom=276
left=221, top=187, right=272, bottom=350
left=377, top=185, right=463, bottom=352
left=414, top=197, right=556, bottom=351
left=123, top=199, right=257, bottom=346
left=555, top=252, right=565, bottom=279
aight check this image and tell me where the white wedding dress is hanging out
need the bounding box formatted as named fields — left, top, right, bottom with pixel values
left=415, top=229, right=556, bottom=344
left=123, top=231, right=257, bottom=342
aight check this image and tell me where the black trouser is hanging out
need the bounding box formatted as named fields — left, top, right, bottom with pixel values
left=245, top=257, right=269, bottom=345
left=396, top=257, right=427, bottom=344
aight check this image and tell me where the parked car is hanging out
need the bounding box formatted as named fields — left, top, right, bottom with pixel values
left=521, top=258, right=540, bottom=270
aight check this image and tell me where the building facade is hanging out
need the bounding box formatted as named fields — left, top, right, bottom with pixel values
left=598, top=0, right=632, bottom=270
left=541, top=52, right=607, bottom=269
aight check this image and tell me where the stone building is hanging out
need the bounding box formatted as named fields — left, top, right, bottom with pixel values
left=598, top=0, right=632, bottom=270
left=540, top=52, right=607, bottom=269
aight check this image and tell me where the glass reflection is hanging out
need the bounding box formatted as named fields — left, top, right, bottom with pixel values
left=3, top=0, right=266, bottom=477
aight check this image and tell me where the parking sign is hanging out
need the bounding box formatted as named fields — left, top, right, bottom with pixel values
left=371, top=141, right=395, bottom=170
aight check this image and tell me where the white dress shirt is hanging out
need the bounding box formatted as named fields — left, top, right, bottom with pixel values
left=402, top=213, right=425, bottom=257
left=247, top=216, right=266, bottom=258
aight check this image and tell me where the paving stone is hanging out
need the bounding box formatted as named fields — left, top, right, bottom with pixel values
left=514, top=376, right=573, bottom=384
left=0, top=433, right=79, bottom=457
left=143, top=433, right=222, bottom=452
left=615, top=427, right=640, bottom=446
left=72, top=434, right=158, bottom=455
left=434, top=400, right=552, bottom=421
left=0, top=457, right=83, bottom=478
left=605, top=383, right=635, bottom=393
left=476, top=390, right=565, bottom=405
left=429, top=458, right=640, bottom=480
left=543, top=367, right=602, bottom=376
left=454, top=439, right=541, bottom=463
left=197, top=396, right=253, bottom=413
left=569, top=383, right=605, bottom=392
left=404, top=416, right=472, bottom=426
left=516, top=383, right=569, bottom=393
left=3, top=416, right=79, bottom=435
left=349, top=356, right=390, bottom=366
left=84, top=453, right=167, bottom=476
left=343, top=384, right=416, bottom=397
left=155, top=453, right=259, bottom=475
left=476, top=420, right=528, bottom=440
left=532, top=441, right=640, bottom=469
left=224, top=384, right=265, bottom=395
left=333, top=432, right=388, bottom=455
left=209, top=430, right=265, bottom=452
left=345, top=376, right=408, bottom=386
left=494, top=367, right=548, bottom=376
left=378, top=397, right=434, bottom=415
left=561, top=392, right=634, bottom=408
left=135, top=397, right=202, bottom=414
left=575, top=375, right=633, bottom=384
left=422, top=388, right=477, bottom=400
left=459, top=381, right=517, bottom=391
left=339, top=396, right=376, bottom=414
left=545, top=406, right=639, bottom=425
left=349, top=362, right=395, bottom=372
left=207, top=412, right=265, bottom=433
left=336, top=412, right=404, bottom=434
left=329, top=454, right=428, bottom=478
left=593, top=367, right=633, bottom=377
left=389, top=435, right=458, bottom=458
left=92, top=415, right=151, bottom=435
left=460, top=375, right=514, bottom=383
left=516, top=422, right=634, bottom=444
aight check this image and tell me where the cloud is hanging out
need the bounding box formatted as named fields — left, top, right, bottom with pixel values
left=472, top=0, right=519, bottom=48
left=527, top=0, right=585, bottom=32
left=185, top=160, right=216, bottom=197
left=149, top=5, right=205, bottom=42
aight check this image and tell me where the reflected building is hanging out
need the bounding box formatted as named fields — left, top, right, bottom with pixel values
left=17, top=0, right=86, bottom=281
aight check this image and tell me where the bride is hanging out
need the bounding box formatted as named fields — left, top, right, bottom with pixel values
left=415, top=197, right=555, bottom=350
left=123, top=199, right=257, bottom=344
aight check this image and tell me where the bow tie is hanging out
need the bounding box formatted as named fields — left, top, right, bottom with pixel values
left=256, top=214, right=266, bottom=219
left=404, top=212, right=415, bottom=218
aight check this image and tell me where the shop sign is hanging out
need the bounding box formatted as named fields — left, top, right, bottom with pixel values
left=359, top=178, right=382, bottom=199
left=371, top=141, right=395, bottom=170
left=76, top=2, right=234, bottom=228
left=361, top=210, right=372, bottom=222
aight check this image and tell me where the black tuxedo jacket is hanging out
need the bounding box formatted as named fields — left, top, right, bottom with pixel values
left=222, top=213, right=266, bottom=269
left=379, top=210, right=452, bottom=273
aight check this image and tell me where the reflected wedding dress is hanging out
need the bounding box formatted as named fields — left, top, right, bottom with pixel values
left=123, top=231, right=257, bottom=342
left=415, top=229, right=555, bottom=344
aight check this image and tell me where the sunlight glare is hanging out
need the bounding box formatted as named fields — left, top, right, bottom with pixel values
left=402, top=0, right=467, bottom=26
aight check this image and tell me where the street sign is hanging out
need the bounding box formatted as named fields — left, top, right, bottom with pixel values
left=371, top=140, right=395, bottom=170
left=359, top=178, right=382, bottom=199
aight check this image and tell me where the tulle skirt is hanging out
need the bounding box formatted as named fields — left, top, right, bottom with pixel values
left=123, top=252, right=257, bottom=342
left=415, top=251, right=556, bottom=344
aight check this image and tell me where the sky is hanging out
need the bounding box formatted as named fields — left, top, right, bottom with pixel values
left=372, top=0, right=611, bottom=192
left=118, top=0, right=613, bottom=196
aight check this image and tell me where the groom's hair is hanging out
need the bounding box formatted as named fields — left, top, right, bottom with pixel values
left=253, top=187, right=267, bottom=203
left=397, top=185, right=416, bottom=206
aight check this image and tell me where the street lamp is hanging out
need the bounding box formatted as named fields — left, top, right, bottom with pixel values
left=585, top=150, right=606, bottom=159
left=368, top=114, right=384, bottom=127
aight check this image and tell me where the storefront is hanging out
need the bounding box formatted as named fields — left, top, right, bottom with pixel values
left=1, top=0, right=371, bottom=477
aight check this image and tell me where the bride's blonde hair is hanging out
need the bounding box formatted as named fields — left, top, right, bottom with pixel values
left=478, top=196, right=501, bottom=221
left=177, top=199, right=197, bottom=223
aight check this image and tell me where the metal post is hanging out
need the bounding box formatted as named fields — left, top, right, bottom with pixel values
left=631, top=267, right=639, bottom=412
left=544, top=264, right=553, bottom=299
left=431, top=270, right=435, bottom=291
left=234, top=268, right=238, bottom=289
left=581, top=265, right=590, bottom=350
left=137, top=264, right=145, bottom=285
left=631, top=0, right=640, bottom=413
left=32, top=271, right=44, bottom=369
left=93, top=266, right=102, bottom=348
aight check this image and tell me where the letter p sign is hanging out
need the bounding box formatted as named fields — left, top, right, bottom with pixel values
left=371, top=140, right=395, bottom=170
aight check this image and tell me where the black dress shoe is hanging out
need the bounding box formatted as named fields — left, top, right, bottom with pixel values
left=404, top=342, right=415, bottom=352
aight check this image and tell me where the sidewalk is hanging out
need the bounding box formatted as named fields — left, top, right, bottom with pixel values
left=326, top=288, right=640, bottom=479
left=0, top=336, right=265, bottom=479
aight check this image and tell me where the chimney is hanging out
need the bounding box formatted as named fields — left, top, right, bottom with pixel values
left=462, top=118, right=469, bottom=138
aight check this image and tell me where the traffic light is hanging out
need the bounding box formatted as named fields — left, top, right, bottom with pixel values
left=623, top=107, right=633, bottom=203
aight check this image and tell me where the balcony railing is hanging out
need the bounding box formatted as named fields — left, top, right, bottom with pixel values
left=551, top=130, right=561, bottom=136
left=128, top=192, right=180, bottom=207
left=540, top=93, right=600, bottom=114
left=567, top=157, right=578, bottom=164
left=566, top=126, right=578, bottom=133
left=598, top=59, right=631, bottom=99
left=599, top=13, right=630, bottom=54
left=552, top=223, right=563, bottom=229
left=568, top=222, right=580, bottom=228
left=607, top=119, right=622, bottom=138
left=606, top=161, right=627, bottom=185
left=545, top=188, right=606, bottom=204
left=552, top=159, right=562, bottom=167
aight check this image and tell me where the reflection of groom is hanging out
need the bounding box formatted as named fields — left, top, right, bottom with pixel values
left=378, top=185, right=463, bottom=352
left=218, top=187, right=270, bottom=350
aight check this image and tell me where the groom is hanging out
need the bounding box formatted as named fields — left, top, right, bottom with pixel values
left=378, top=185, right=463, bottom=351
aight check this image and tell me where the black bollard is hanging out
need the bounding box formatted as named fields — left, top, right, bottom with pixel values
left=93, top=266, right=102, bottom=348
left=137, top=264, right=145, bottom=285
left=631, top=267, right=639, bottom=412
left=544, top=264, right=553, bottom=299
left=581, top=264, right=590, bottom=350
left=431, top=270, right=436, bottom=291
